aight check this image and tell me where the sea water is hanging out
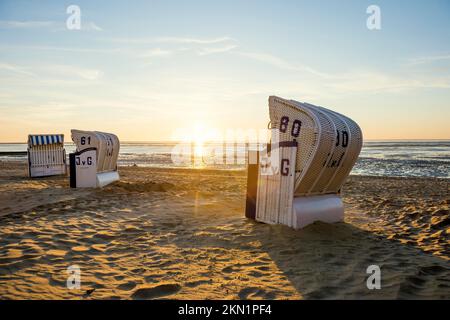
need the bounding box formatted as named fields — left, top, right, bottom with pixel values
left=1, top=140, right=449, bottom=178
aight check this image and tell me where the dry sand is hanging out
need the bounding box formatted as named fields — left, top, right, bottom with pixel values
left=0, top=161, right=448, bottom=299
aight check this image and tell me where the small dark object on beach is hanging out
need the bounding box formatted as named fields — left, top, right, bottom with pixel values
left=84, top=288, right=96, bottom=297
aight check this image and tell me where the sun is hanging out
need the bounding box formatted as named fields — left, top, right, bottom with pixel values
left=192, top=123, right=207, bottom=158
left=194, top=140, right=204, bottom=158
left=170, top=121, right=222, bottom=165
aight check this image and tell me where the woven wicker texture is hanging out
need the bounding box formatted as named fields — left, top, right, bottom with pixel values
left=71, top=130, right=120, bottom=173
left=268, top=96, right=362, bottom=195
left=255, top=144, right=297, bottom=225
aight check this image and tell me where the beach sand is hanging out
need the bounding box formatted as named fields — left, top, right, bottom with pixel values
left=0, top=161, right=448, bottom=299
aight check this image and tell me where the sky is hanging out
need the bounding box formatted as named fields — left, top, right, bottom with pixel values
left=0, top=0, right=449, bottom=142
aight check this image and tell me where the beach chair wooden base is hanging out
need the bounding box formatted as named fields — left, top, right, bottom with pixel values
left=29, top=164, right=66, bottom=178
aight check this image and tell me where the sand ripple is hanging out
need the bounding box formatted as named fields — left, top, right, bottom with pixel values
left=0, top=163, right=448, bottom=299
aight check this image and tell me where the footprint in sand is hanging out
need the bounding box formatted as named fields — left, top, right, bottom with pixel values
left=222, top=266, right=236, bottom=273
left=247, top=270, right=264, bottom=278
left=117, top=281, right=137, bottom=291
left=185, top=279, right=212, bottom=288
left=131, top=283, right=181, bottom=300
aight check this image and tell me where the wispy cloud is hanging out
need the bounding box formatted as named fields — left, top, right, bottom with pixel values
left=0, top=62, right=102, bottom=81
left=198, top=45, right=237, bottom=56
left=0, top=63, right=35, bottom=76
left=327, top=71, right=450, bottom=94
left=0, top=44, right=123, bottom=54
left=141, top=48, right=173, bottom=58
left=0, top=20, right=55, bottom=29
left=0, top=19, right=102, bottom=31
left=83, top=22, right=103, bottom=31
left=106, top=36, right=235, bottom=45
left=236, top=51, right=332, bottom=78
left=155, top=36, right=235, bottom=45
left=236, top=51, right=450, bottom=94
left=111, top=35, right=240, bottom=59
left=407, top=54, right=450, bottom=65
left=44, top=64, right=103, bottom=80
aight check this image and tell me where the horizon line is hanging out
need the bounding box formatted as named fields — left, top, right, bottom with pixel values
left=1, top=138, right=450, bottom=144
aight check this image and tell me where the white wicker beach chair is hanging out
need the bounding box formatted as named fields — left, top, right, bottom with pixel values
left=246, top=96, right=363, bottom=229
left=27, top=134, right=66, bottom=178
left=69, top=129, right=120, bottom=188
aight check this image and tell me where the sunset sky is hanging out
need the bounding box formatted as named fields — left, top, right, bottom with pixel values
left=0, top=0, right=449, bottom=142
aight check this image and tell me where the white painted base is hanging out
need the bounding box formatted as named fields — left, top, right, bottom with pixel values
left=292, top=194, right=344, bottom=229
left=29, top=165, right=66, bottom=178
left=96, top=171, right=120, bottom=188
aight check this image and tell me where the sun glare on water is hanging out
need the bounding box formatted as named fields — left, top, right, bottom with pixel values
left=194, top=141, right=204, bottom=158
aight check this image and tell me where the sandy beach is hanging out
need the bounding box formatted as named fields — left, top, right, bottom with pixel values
left=0, top=160, right=448, bottom=299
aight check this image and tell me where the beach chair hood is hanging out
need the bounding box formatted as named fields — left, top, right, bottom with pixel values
left=268, top=96, right=363, bottom=196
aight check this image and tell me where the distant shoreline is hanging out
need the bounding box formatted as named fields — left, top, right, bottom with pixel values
left=0, top=151, right=27, bottom=156
left=0, top=139, right=449, bottom=145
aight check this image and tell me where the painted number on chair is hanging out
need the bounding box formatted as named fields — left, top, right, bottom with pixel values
left=80, top=136, right=91, bottom=145
left=279, top=116, right=302, bottom=138
left=336, top=130, right=348, bottom=148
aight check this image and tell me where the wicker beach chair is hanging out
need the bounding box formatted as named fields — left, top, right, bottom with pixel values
left=27, top=134, right=66, bottom=178
left=69, top=129, right=120, bottom=188
left=246, top=96, right=363, bottom=229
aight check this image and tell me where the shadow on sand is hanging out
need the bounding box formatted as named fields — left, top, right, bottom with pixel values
left=245, top=220, right=450, bottom=299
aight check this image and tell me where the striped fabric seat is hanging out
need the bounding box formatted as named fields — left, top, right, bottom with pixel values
left=28, top=134, right=64, bottom=146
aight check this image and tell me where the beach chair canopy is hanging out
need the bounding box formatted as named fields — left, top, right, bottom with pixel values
left=268, top=96, right=363, bottom=196
left=28, top=134, right=64, bottom=147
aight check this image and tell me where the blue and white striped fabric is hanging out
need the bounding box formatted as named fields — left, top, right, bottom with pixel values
left=28, top=134, right=64, bottom=146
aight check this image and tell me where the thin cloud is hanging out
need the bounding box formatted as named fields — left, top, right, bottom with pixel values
left=236, top=51, right=450, bottom=93
left=0, top=20, right=55, bottom=29
left=198, top=45, right=237, bottom=56
left=82, top=22, right=103, bottom=31
left=407, top=54, right=450, bottom=65
left=141, top=48, right=173, bottom=58
left=0, top=63, right=35, bottom=77
left=237, top=51, right=333, bottom=78
left=0, top=44, right=124, bottom=54
left=0, top=20, right=102, bottom=32
left=105, top=36, right=236, bottom=45
left=0, top=62, right=102, bottom=81
left=155, top=36, right=235, bottom=45
left=328, top=71, right=450, bottom=94
left=44, top=64, right=103, bottom=80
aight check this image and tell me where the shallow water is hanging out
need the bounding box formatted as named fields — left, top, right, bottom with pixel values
left=1, top=140, right=449, bottom=178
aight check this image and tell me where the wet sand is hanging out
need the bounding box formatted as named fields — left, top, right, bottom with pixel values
left=0, top=161, right=448, bottom=299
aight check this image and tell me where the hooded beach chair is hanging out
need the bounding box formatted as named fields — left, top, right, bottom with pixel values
left=246, top=96, right=363, bottom=229
left=27, top=134, right=67, bottom=178
left=69, top=129, right=120, bottom=188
